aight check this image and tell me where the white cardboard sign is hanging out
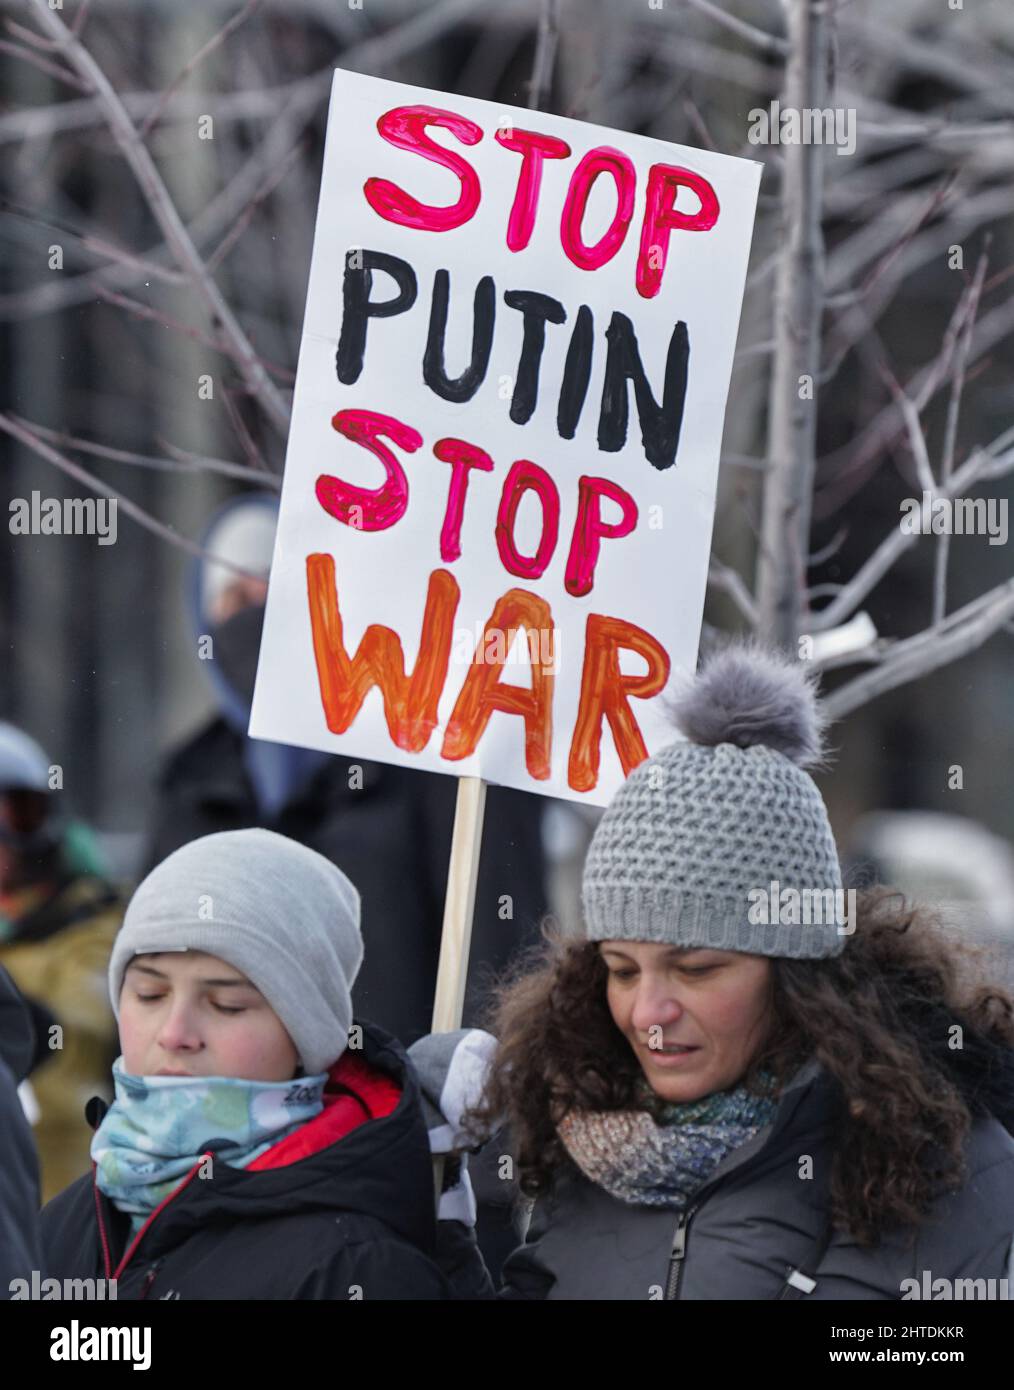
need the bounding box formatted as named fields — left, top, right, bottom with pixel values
left=250, top=69, right=761, bottom=806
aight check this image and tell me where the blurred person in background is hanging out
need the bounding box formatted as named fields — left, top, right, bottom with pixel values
left=847, top=811, right=1014, bottom=992
left=0, top=964, right=45, bottom=1296
left=0, top=723, right=121, bottom=1202
left=144, top=491, right=549, bottom=1277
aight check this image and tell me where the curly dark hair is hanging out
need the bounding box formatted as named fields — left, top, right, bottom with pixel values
left=466, top=889, right=1014, bottom=1247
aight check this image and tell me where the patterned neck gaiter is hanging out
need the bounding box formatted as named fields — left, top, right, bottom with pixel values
left=556, top=1076, right=779, bottom=1210
left=92, top=1058, right=328, bottom=1230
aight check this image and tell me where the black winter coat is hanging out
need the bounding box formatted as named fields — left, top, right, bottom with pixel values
left=145, top=718, right=547, bottom=1045
left=499, top=1057, right=1014, bottom=1300
left=40, top=1024, right=450, bottom=1300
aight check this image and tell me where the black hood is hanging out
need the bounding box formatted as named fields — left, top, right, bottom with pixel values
left=87, top=1021, right=438, bottom=1259
left=925, top=1004, right=1014, bottom=1137
left=791, top=1008, right=1014, bottom=1140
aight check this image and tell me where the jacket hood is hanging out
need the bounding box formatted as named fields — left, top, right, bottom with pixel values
left=919, top=1003, right=1014, bottom=1137
left=771, top=1027, right=1014, bottom=1138
left=190, top=491, right=278, bottom=733
left=189, top=491, right=329, bottom=820
left=87, top=1021, right=438, bottom=1260
left=739, top=1028, right=1014, bottom=1190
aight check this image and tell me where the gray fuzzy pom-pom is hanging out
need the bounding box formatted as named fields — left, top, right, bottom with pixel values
left=668, top=640, right=828, bottom=767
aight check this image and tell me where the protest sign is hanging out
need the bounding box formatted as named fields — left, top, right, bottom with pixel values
left=249, top=69, right=762, bottom=808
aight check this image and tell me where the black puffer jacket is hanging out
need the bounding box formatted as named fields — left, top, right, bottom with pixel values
left=41, top=1023, right=450, bottom=1300
left=500, top=1055, right=1014, bottom=1300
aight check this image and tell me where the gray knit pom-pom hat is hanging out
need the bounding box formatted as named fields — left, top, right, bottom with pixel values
left=582, top=641, right=847, bottom=959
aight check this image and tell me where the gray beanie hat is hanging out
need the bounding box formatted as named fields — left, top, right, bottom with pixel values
left=582, top=643, right=847, bottom=959
left=109, top=828, right=363, bottom=1073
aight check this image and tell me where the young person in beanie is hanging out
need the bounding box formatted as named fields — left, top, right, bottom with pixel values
left=463, top=643, right=1014, bottom=1300
left=40, top=828, right=451, bottom=1300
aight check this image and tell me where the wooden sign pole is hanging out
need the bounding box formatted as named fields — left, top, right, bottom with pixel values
left=430, top=774, right=487, bottom=1206
left=431, top=775, right=488, bottom=1033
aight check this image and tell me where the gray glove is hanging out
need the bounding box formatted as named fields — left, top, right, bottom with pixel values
left=408, top=1029, right=498, bottom=1225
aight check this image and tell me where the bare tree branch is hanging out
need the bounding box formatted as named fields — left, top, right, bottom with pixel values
left=721, top=453, right=768, bottom=472
left=736, top=337, right=775, bottom=361
left=676, top=0, right=789, bottom=58
left=755, top=0, right=831, bottom=648
left=709, top=558, right=758, bottom=628
left=808, top=525, right=848, bottom=568
left=2, top=0, right=496, bottom=146
left=0, top=411, right=268, bottom=575
left=0, top=72, right=325, bottom=145
left=824, top=579, right=1014, bottom=720
left=0, top=88, right=316, bottom=321
left=825, top=183, right=1004, bottom=297
left=69, top=0, right=92, bottom=40
left=6, top=415, right=277, bottom=485
left=92, top=284, right=295, bottom=385
left=883, top=368, right=935, bottom=495
left=641, top=27, right=779, bottom=96
left=205, top=136, right=305, bottom=275
left=820, top=176, right=956, bottom=386
left=934, top=246, right=989, bottom=624
left=815, top=280, right=1014, bottom=519
left=160, top=436, right=280, bottom=484
left=139, top=0, right=264, bottom=139
left=25, top=0, right=292, bottom=435
left=812, top=437, right=1014, bottom=632
left=528, top=0, right=559, bottom=111
left=77, top=233, right=187, bottom=287
left=682, top=96, right=719, bottom=153
left=840, top=12, right=1014, bottom=120
left=746, top=249, right=780, bottom=291
left=0, top=37, right=89, bottom=90
left=220, top=384, right=269, bottom=475
left=95, top=286, right=232, bottom=356
left=4, top=16, right=60, bottom=51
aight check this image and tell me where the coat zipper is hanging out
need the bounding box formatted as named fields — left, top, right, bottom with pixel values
left=93, top=1176, right=113, bottom=1281
left=93, top=1153, right=211, bottom=1290
left=657, top=1074, right=818, bottom=1300
left=664, top=1204, right=697, bottom=1300
left=139, top=1260, right=164, bottom=1300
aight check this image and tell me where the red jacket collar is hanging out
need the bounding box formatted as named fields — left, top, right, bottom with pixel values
left=245, top=1050, right=402, bottom=1171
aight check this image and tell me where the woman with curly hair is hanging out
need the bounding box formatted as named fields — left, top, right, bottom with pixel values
left=463, top=644, right=1014, bottom=1300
